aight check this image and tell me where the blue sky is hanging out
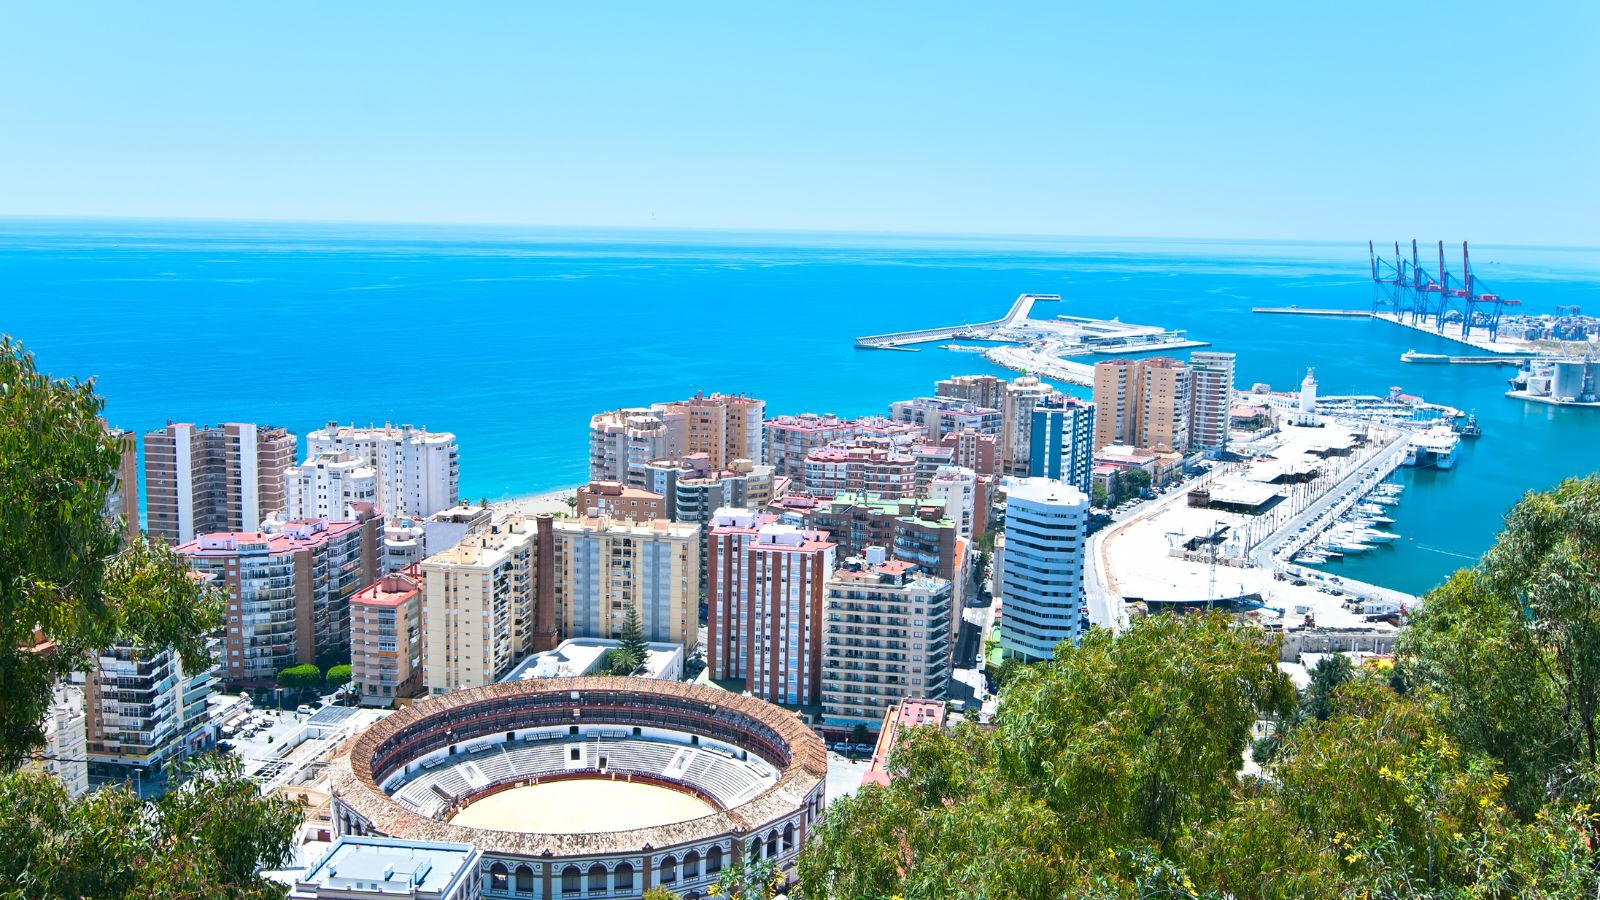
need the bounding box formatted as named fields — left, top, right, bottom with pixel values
left=1, top=2, right=1595, bottom=244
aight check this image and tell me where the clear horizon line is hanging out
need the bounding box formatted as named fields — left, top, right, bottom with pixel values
left=2, top=212, right=1594, bottom=254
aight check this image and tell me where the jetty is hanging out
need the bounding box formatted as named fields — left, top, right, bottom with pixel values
left=855, top=293, right=1061, bottom=350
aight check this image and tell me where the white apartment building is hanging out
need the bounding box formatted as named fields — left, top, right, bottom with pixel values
left=27, top=683, right=89, bottom=797
left=821, top=549, right=953, bottom=728
left=997, top=477, right=1090, bottom=663
left=284, top=452, right=377, bottom=520
left=551, top=515, right=700, bottom=647
left=927, top=465, right=979, bottom=538
left=307, top=423, right=460, bottom=518
left=74, top=642, right=216, bottom=796
left=420, top=519, right=540, bottom=695
left=1189, top=351, right=1237, bottom=454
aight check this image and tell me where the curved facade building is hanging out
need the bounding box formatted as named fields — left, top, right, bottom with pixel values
left=328, top=678, right=826, bottom=900
left=997, top=477, right=1090, bottom=662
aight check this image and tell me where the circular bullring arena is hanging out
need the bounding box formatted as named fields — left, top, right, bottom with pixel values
left=329, top=677, right=827, bottom=900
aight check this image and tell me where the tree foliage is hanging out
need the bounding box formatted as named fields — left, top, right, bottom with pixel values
left=617, top=602, right=649, bottom=670
left=324, top=663, right=352, bottom=687
left=275, top=664, right=321, bottom=691
left=1399, top=475, right=1600, bottom=819
left=0, top=337, right=225, bottom=767
left=0, top=756, right=300, bottom=898
left=800, top=476, right=1600, bottom=899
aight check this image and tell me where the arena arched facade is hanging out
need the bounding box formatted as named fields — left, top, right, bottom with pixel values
left=328, top=677, right=827, bottom=900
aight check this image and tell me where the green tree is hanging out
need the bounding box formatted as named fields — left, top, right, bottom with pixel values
left=325, top=663, right=352, bottom=687
left=276, top=664, right=322, bottom=692
left=1123, top=467, right=1152, bottom=494
left=0, top=337, right=225, bottom=767
left=1399, top=475, right=1600, bottom=820
left=850, top=723, right=871, bottom=746
left=601, top=648, right=639, bottom=676
left=798, top=614, right=1295, bottom=899
left=0, top=755, right=300, bottom=898
left=640, top=888, right=681, bottom=900
left=1091, top=481, right=1109, bottom=508
left=616, top=603, right=648, bottom=673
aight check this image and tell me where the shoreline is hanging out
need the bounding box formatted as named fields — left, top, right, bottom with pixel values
left=491, top=486, right=580, bottom=519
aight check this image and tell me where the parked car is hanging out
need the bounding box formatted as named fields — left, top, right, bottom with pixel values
left=296, top=704, right=313, bottom=716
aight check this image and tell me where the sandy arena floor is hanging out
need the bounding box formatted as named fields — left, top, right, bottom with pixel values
left=449, top=779, right=715, bottom=833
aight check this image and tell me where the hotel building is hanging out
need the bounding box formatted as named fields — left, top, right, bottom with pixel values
left=144, top=422, right=296, bottom=543
left=997, top=478, right=1089, bottom=663
left=306, top=423, right=460, bottom=519
left=552, top=515, right=701, bottom=647
left=821, top=550, right=953, bottom=728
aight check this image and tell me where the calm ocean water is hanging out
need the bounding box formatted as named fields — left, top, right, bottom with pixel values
left=3, top=218, right=1597, bottom=596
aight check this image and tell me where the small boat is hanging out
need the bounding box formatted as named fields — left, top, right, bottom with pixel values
left=1369, top=494, right=1400, bottom=506
left=1374, top=483, right=1404, bottom=496
left=1295, top=552, right=1329, bottom=565
left=1456, top=412, right=1482, bottom=438
left=1359, top=529, right=1400, bottom=543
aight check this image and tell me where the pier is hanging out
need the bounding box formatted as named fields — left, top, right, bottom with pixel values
left=1252, top=307, right=1372, bottom=317
left=855, top=293, right=1060, bottom=350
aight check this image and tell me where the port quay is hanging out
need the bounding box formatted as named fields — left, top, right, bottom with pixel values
left=856, top=293, right=1207, bottom=386
left=1087, top=414, right=1422, bottom=639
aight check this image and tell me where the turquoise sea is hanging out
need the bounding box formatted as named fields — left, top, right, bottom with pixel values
left=3, top=218, right=1597, bottom=597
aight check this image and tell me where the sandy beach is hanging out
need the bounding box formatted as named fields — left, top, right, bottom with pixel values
left=492, top=487, right=580, bottom=519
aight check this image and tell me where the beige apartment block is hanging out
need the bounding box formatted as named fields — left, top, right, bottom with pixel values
left=144, top=422, right=296, bottom=544
left=552, top=514, right=700, bottom=647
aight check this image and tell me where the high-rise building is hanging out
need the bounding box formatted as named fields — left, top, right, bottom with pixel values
left=939, top=428, right=1000, bottom=476
left=1092, top=357, right=1193, bottom=453
left=1188, top=351, right=1236, bottom=454
left=1029, top=395, right=1096, bottom=494
left=887, top=396, right=1002, bottom=441
left=765, top=413, right=861, bottom=480
left=26, top=683, right=89, bottom=797
left=999, top=376, right=1058, bottom=476
left=107, top=428, right=140, bottom=541
left=802, top=446, right=917, bottom=500
left=144, top=422, right=296, bottom=543
left=552, top=515, right=700, bottom=647
left=706, top=513, right=836, bottom=705
left=284, top=452, right=378, bottom=520
left=420, top=517, right=550, bottom=695
left=822, top=549, right=953, bottom=728
left=306, top=423, right=460, bottom=519
left=655, top=392, right=765, bottom=469
left=180, top=511, right=382, bottom=686
left=801, top=493, right=962, bottom=592
left=75, top=643, right=215, bottom=796
left=350, top=564, right=424, bottom=708
left=935, top=374, right=1007, bottom=410
left=588, top=408, right=673, bottom=485
left=705, top=508, right=773, bottom=684
left=997, top=478, right=1089, bottom=663
left=574, top=480, right=666, bottom=522
left=927, top=465, right=979, bottom=539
